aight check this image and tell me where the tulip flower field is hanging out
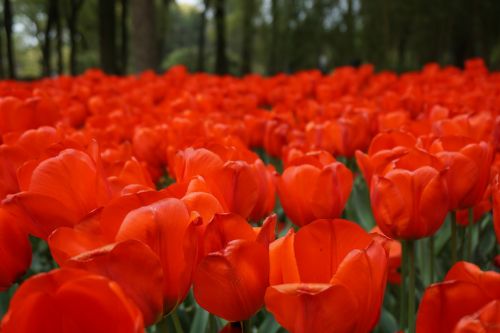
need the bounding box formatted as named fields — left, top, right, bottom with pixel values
left=1, top=59, right=500, bottom=333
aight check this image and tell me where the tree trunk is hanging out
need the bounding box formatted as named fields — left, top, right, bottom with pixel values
left=214, top=0, right=227, bottom=74
left=4, top=0, right=16, bottom=78
left=120, top=0, right=128, bottom=74
left=99, top=0, right=117, bottom=74
left=158, top=0, right=171, bottom=64
left=268, top=0, right=278, bottom=75
left=130, top=0, right=158, bottom=72
left=55, top=0, right=63, bottom=74
left=197, top=0, right=209, bottom=72
left=313, top=0, right=325, bottom=70
left=240, top=0, right=254, bottom=75
left=0, top=18, right=5, bottom=78
left=68, top=0, right=84, bottom=75
left=42, top=0, right=56, bottom=76
left=346, top=0, right=355, bottom=59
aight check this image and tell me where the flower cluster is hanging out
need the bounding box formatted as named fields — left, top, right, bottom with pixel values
left=0, top=60, right=499, bottom=332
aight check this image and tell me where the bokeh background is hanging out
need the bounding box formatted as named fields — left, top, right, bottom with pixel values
left=1, top=0, right=500, bottom=79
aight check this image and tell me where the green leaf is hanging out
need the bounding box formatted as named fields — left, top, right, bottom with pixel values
left=347, top=175, right=375, bottom=230
left=377, top=307, right=399, bottom=333
left=257, top=313, right=281, bottom=333
left=435, top=214, right=451, bottom=255
left=189, top=305, right=210, bottom=333
left=0, top=284, right=17, bottom=319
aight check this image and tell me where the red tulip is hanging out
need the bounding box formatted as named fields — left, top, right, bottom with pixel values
left=493, top=176, right=500, bottom=243
left=0, top=96, right=60, bottom=137
left=370, top=166, right=448, bottom=239
left=356, top=131, right=435, bottom=187
left=433, top=111, right=496, bottom=144
left=48, top=186, right=218, bottom=319
left=370, top=226, right=402, bottom=284
left=3, top=146, right=112, bottom=239
left=429, top=136, right=493, bottom=210
left=453, top=300, right=500, bottom=333
left=115, top=197, right=201, bottom=313
left=277, top=150, right=352, bottom=226
left=64, top=240, right=164, bottom=326
left=0, top=126, right=62, bottom=199
left=0, top=207, right=31, bottom=291
left=326, top=109, right=375, bottom=157
left=265, top=219, right=388, bottom=333
left=47, top=189, right=172, bottom=264
left=416, top=262, right=500, bottom=333
left=263, top=118, right=291, bottom=158
left=132, top=126, right=168, bottom=181
left=193, top=213, right=275, bottom=322
left=174, top=147, right=275, bottom=220
left=1, top=268, right=145, bottom=333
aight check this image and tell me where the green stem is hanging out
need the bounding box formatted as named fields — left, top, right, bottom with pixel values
left=466, top=208, right=473, bottom=260
left=451, top=212, right=457, bottom=264
left=157, top=315, right=169, bottom=333
left=429, top=236, right=434, bottom=283
left=407, top=240, right=416, bottom=333
left=347, top=157, right=357, bottom=173
left=399, top=241, right=407, bottom=330
left=241, top=319, right=251, bottom=333
left=208, top=314, right=218, bottom=333
left=171, top=311, right=184, bottom=333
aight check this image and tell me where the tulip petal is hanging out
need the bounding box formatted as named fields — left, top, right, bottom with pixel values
left=417, top=280, right=494, bottom=333
left=202, top=213, right=256, bottom=255
left=193, top=240, right=269, bottom=322
left=294, top=219, right=372, bottom=283
left=116, top=197, right=195, bottom=312
left=264, top=283, right=358, bottom=333
left=311, top=162, right=353, bottom=219
left=269, top=229, right=300, bottom=285
left=64, top=240, right=164, bottom=326
left=330, top=241, right=388, bottom=333
left=277, top=165, right=320, bottom=226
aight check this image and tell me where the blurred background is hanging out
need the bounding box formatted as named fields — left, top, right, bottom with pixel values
left=1, top=0, right=500, bottom=79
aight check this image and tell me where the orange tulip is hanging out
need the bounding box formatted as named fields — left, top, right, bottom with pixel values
left=0, top=207, right=31, bottom=291
left=265, top=219, right=388, bottom=333
left=0, top=127, right=57, bottom=197
left=429, top=136, right=493, bottom=210
left=3, top=146, right=112, bottom=239
left=132, top=126, right=169, bottom=181
left=48, top=187, right=216, bottom=318
left=193, top=213, right=275, bottom=322
left=0, top=96, right=60, bottom=137
left=263, top=118, right=292, bottom=158
left=417, top=262, right=500, bottom=333
left=325, top=109, right=375, bottom=157
left=277, top=150, right=352, bottom=226
left=355, top=132, right=445, bottom=191
left=370, top=166, right=448, bottom=239
left=453, top=300, right=500, bottom=333
left=173, top=146, right=275, bottom=221
left=115, top=197, right=201, bottom=313
left=63, top=240, right=164, bottom=326
left=1, top=268, right=144, bottom=333
left=47, top=189, right=172, bottom=264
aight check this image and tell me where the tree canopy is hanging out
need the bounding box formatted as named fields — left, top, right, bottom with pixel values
left=1, top=0, right=500, bottom=79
